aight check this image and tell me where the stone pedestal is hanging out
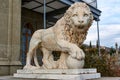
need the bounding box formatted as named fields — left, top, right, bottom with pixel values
left=14, top=68, right=101, bottom=80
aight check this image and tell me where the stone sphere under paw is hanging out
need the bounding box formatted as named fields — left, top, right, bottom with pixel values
left=66, top=56, right=84, bottom=69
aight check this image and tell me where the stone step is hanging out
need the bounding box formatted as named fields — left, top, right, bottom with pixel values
left=14, top=73, right=101, bottom=80
left=14, top=69, right=101, bottom=80
left=16, top=68, right=97, bottom=74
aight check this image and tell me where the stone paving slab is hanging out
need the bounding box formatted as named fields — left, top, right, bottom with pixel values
left=16, top=68, right=97, bottom=74
left=90, top=77, right=120, bottom=80
left=14, top=73, right=100, bottom=80
left=0, top=76, right=120, bottom=80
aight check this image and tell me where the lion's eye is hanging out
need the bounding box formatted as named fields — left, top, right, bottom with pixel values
left=84, top=14, right=88, bottom=17
left=73, top=14, right=78, bottom=17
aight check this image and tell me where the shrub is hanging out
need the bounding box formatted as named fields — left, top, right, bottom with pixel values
left=84, top=53, right=114, bottom=76
left=81, top=45, right=120, bottom=77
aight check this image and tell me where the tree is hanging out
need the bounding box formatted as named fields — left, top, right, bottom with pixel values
left=110, top=47, right=115, bottom=55
left=89, top=41, right=92, bottom=48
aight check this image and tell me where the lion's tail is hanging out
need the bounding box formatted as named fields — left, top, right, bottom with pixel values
left=34, top=50, right=40, bottom=67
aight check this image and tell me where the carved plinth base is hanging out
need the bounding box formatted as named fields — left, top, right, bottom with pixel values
left=14, top=68, right=101, bottom=80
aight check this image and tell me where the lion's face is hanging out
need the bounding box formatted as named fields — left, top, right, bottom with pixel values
left=70, top=7, right=93, bottom=29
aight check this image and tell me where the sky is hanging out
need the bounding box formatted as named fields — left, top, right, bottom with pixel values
left=84, top=0, right=120, bottom=48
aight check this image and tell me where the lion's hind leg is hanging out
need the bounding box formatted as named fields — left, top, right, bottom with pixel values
left=42, top=48, right=53, bottom=69
left=42, top=48, right=57, bottom=69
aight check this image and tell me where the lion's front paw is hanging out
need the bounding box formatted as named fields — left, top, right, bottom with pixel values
left=77, top=49, right=85, bottom=60
left=71, top=49, right=85, bottom=60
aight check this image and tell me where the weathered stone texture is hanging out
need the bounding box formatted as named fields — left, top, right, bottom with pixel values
left=0, top=0, right=9, bottom=60
left=0, top=66, right=9, bottom=75
left=0, top=45, right=7, bottom=58
left=0, top=0, right=9, bottom=8
left=0, top=14, right=8, bottom=44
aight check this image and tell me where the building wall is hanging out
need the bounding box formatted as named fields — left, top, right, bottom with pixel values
left=0, top=0, right=43, bottom=75
left=0, top=0, right=9, bottom=59
left=0, top=0, right=21, bottom=75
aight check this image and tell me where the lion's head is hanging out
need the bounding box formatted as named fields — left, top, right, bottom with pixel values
left=64, top=2, right=93, bottom=29
left=63, top=2, right=93, bottom=45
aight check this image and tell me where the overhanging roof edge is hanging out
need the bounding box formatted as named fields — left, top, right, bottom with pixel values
left=60, top=0, right=101, bottom=21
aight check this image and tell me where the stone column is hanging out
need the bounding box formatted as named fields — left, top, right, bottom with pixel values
left=0, top=0, right=22, bottom=75
left=10, top=0, right=22, bottom=75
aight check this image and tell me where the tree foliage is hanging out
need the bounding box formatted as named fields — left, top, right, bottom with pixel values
left=81, top=44, right=120, bottom=77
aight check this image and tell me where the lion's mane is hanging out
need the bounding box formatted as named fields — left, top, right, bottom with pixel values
left=63, top=2, right=93, bottom=46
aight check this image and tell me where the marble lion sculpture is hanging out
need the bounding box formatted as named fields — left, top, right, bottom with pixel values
left=24, top=2, right=93, bottom=69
